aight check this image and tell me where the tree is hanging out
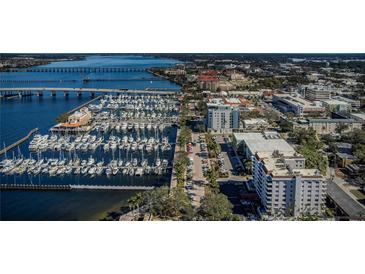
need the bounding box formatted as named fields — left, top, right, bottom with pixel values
left=291, top=128, right=327, bottom=175
left=141, top=186, right=195, bottom=220
left=199, top=192, right=235, bottom=221
left=127, top=192, right=144, bottom=211
left=335, top=123, right=349, bottom=134
left=196, top=123, right=206, bottom=133
left=207, top=168, right=219, bottom=191
left=353, top=144, right=365, bottom=164
left=263, top=110, right=279, bottom=124
left=174, top=151, right=189, bottom=185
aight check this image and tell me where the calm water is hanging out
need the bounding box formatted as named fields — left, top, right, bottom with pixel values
left=0, top=55, right=181, bottom=220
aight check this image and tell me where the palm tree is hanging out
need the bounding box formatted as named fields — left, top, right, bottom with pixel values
left=127, top=192, right=144, bottom=219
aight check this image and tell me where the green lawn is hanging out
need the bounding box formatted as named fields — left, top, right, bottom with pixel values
left=350, top=189, right=365, bottom=200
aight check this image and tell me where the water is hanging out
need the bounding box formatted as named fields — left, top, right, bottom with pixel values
left=0, top=55, right=181, bottom=220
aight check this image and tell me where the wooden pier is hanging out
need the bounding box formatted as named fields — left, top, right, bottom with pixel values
left=0, top=184, right=155, bottom=191
left=0, top=128, right=38, bottom=156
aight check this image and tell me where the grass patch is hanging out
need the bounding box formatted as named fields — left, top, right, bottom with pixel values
left=350, top=189, right=365, bottom=200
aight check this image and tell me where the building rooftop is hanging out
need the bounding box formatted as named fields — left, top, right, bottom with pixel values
left=308, top=118, right=357, bottom=123
left=233, top=131, right=295, bottom=155
left=256, top=151, right=321, bottom=177
left=351, top=112, right=365, bottom=121
left=243, top=118, right=269, bottom=126
left=321, top=99, right=350, bottom=106
left=326, top=181, right=365, bottom=219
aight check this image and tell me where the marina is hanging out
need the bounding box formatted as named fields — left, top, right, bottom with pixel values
left=1, top=94, right=179, bottom=179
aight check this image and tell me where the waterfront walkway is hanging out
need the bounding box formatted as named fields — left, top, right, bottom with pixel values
left=169, top=128, right=180, bottom=190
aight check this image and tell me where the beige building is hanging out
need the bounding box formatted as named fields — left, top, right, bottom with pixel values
left=66, top=107, right=91, bottom=127
left=294, top=118, right=362, bottom=135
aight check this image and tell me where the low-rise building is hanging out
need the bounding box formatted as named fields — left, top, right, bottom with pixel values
left=350, top=112, right=365, bottom=126
left=64, top=107, right=91, bottom=127
left=242, top=118, right=269, bottom=130
left=233, top=131, right=295, bottom=159
left=164, top=68, right=186, bottom=76
left=199, top=75, right=219, bottom=91
left=303, top=85, right=331, bottom=101
left=321, top=99, right=351, bottom=113
left=292, top=118, right=362, bottom=135
left=227, top=90, right=263, bottom=98
left=305, top=118, right=361, bottom=135
left=333, top=96, right=361, bottom=109
left=272, top=94, right=325, bottom=116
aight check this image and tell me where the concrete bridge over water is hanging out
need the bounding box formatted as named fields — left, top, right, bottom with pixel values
left=0, top=87, right=179, bottom=98
left=3, top=67, right=147, bottom=73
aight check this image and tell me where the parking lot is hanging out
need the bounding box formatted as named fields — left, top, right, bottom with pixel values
left=185, top=132, right=210, bottom=207
left=214, top=135, right=245, bottom=179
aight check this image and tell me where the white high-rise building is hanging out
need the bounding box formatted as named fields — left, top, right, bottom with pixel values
left=253, top=151, right=326, bottom=217
left=207, top=101, right=240, bottom=132
left=233, top=131, right=326, bottom=217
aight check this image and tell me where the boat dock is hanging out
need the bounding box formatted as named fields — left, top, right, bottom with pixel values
left=0, top=128, right=38, bottom=157
left=169, top=128, right=180, bottom=190
left=0, top=184, right=155, bottom=191
left=66, top=96, right=102, bottom=115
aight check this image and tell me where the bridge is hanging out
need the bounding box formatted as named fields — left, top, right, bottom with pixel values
left=0, top=87, right=179, bottom=98
left=4, top=67, right=147, bottom=73
left=0, top=77, right=165, bottom=83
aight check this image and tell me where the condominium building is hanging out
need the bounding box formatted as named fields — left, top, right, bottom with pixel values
left=233, top=131, right=326, bottom=217
left=252, top=150, right=326, bottom=217
left=207, top=99, right=240, bottom=132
